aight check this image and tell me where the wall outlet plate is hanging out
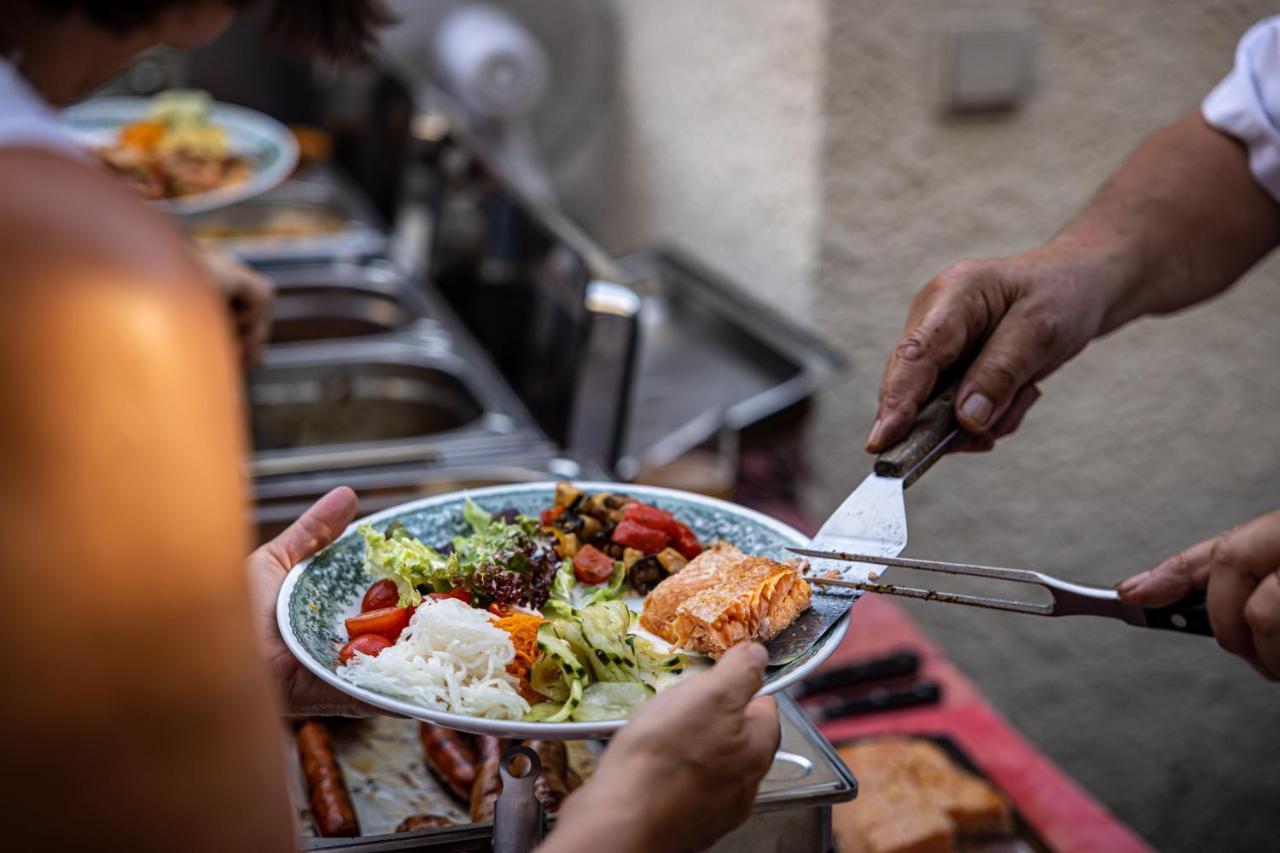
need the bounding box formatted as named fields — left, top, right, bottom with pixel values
left=940, top=20, right=1036, bottom=113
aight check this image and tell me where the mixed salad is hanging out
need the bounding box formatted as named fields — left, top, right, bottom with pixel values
left=334, top=484, right=708, bottom=722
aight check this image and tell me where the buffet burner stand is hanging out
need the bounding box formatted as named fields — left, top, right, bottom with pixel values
left=492, top=747, right=544, bottom=853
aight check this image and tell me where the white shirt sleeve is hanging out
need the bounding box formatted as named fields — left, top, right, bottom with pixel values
left=1203, top=15, right=1280, bottom=202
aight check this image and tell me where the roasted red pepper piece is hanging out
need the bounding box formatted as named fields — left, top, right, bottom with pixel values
left=612, top=519, right=669, bottom=554
left=670, top=521, right=703, bottom=559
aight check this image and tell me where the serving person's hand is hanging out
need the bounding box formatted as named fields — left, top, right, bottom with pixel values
left=247, top=486, right=378, bottom=716
left=198, top=246, right=273, bottom=369
left=865, top=248, right=1112, bottom=455
left=539, top=642, right=780, bottom=853
left=1119, top=509, right=1280, bottom=680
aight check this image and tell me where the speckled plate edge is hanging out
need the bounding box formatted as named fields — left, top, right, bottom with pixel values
left=62, top=96, right=299, bottom=215
left=277, top=481, right=850, bottom=739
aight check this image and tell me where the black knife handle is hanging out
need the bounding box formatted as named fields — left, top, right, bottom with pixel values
left=1142, top=593, right=1214, bottom=636
left=795, top=651, right=920, bottom=698
left=874, top=378, right=961, bottom=487
left=816, top=680, right=942, bottom=721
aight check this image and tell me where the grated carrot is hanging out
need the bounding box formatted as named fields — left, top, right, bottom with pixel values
left=493, top=611, right=544, bottom=696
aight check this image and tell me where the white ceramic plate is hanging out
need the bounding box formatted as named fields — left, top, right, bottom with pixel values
left=277, top=482, right=851, bottom=739
left=63, top=96, right=298, bottom=215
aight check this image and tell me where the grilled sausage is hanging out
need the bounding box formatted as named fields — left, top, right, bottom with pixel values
left=297, top=720, right=359, bottom=838
left=470, top=736, right=507, bottom=822
left=525, top=740, right=571, bottom=814
left=419, top=723, right=477, bottom=801
left=395, top=814, right=454, bottom=832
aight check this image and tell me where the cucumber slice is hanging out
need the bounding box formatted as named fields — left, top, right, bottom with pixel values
left=577, top=601, right=638, bottom=680
left=633, top=635, right=688, bottom=674
left=571, top=681, right=654, bottom=722
left=536, top=623, right=589, bottom=682
left=525, top=700, right=567, bottom=721
left=529, top=650, right=570, bottom=702
left=538, top=678, right=583, bottom=723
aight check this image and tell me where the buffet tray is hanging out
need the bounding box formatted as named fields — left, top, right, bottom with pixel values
left=614, top=248, right=847, bottom=479
left=292, top=695, right=854, bottom=852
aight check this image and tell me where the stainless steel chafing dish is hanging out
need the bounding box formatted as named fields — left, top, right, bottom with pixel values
left=289, top=695, right=854, bottom=853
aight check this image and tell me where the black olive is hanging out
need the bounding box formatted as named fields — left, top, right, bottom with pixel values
left=628, top=555, right=666, bottom=594
left=559, top=513, right=585, bottom=535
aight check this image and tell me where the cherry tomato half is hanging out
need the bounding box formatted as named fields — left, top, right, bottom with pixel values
left=345, top=606, right=412, bottom=642
left=429, top=589, right=473, bottom=605
left=612, top=519, right=669, bottom=554
left=361, top=579, right=400, bottom=612
left=572, top=544, right=616, bottom=584
left=338, top=633, right=392, bottom=663
left=540, top=506, right=565, bottom=526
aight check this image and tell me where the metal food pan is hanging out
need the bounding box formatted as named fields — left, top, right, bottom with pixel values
left=265, top=263, right=438, bottom=346
left=185, top=168, right=385, bottom=264
left=293, top=695, right=854, bottom=852
left=247, top=338, right=541, bottom=479
left=614, top=248, right=847, bottom=479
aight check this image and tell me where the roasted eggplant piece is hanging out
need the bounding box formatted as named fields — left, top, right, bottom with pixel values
left=628, top=555, right=666, bottom=594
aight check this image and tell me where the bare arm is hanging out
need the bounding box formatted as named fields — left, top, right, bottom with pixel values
left=0, top=149, right=294, bottom=851
left=867, top=110, right=1280, bottom=452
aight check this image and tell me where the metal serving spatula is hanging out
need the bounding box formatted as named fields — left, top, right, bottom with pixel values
left=767, top=385, right=961, bottom=665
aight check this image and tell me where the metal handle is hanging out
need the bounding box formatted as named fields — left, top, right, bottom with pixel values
left=1143, top=593, right=1214, bottom=636
left=873, top=379, right=961, bottom=486
left=492, top=745, right=544, bottom=853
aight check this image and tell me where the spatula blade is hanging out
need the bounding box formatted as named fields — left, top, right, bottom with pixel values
left=767, top=474, right=908, bottom=666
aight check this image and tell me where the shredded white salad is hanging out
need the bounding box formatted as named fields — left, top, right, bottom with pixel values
left=337, top=598, right=527, bottom=720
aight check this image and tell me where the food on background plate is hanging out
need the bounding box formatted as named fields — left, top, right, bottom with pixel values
left=395, top=814, right=454, bottom=832
left=297, top=720, right=359, bottom=838
left=470, top=735, right=506, bottom=823
left=640, top=547, right=811, bottom=658
left=93, top=90, right=252, bottom=200
left=833, top=737, right=1013, bottom=853
left=332, top=483, right=813, bottom=723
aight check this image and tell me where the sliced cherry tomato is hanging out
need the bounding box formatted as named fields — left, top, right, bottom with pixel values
left=338, top=633, right=392, bottom=663
left=361, top=579, right=400, bottom=612
left=612, top=519, right=669, bottom=554
left=429, top=589, right=473, bottom=605
left=670, top=521, right=703, bottom=560
left=572, top=544, right=616, bottom=584
left=345, top=606, right=412, bottom=642
left=540, top=506, right=565, bottom=526
left=623, top=502, right=676, bottom=532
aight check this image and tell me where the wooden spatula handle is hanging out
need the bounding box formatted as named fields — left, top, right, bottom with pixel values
left=874, top=379, right=960, bottom=485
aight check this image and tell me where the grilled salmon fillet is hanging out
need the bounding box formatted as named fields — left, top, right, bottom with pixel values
left=639, top=546, right=811, bottom=658
left=638, top=543, right=746, bottom=642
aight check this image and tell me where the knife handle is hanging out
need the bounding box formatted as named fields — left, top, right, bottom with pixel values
left=874, top=378, right=961, bottom=486
left=794, top=651, right=920, bottom=698
left=1142, top=593, right=1214, bottom=636
left=814, top=680, right=942, bottom=721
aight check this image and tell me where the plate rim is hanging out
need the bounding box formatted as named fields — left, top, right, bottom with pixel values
left=62, top=95, right=299, bottom=215
left=277, top=480, right=850, bottom=739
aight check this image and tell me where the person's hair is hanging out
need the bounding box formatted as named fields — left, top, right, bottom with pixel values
left=32, top=0, right=391, bottom=60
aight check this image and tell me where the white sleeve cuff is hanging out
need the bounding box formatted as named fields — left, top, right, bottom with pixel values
left=1203, top=15, right=1280, bottom=203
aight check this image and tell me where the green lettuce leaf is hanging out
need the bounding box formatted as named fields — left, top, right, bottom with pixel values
left=359, top=523, right=460, bottom=607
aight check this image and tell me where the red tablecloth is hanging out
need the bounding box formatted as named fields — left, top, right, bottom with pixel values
left=812, top=594, right=1151, bottom=853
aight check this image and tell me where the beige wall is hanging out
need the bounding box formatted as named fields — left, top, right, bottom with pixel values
left=595, top=0, right=827, bottom=320
left=599, top=2, right=1280, bottom=849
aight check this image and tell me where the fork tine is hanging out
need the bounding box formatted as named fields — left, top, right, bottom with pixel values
left=806, top=575, right=1052, bottom=616
left=788, top=548, right=1046, bottom=586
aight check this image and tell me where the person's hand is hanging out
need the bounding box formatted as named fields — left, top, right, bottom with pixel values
left=866, top=248, right=1112, bottom=454
left=247, top=486, right=377, bottom=716
left=1119, top=509, right=1280, bottom=680
left=540, top=643, right=780, bottom=853
left=198, top=246, right=273, bottom=368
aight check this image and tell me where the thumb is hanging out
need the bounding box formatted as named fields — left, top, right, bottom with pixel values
left=265, top=487, right=359, bottom=568
left=1117, top=537, right=1214, bottom=607
left=703, top=643, right=769, bottom=710
left=955, top=310, right=1053, bottom=433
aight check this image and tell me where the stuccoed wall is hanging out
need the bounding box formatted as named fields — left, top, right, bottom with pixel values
left=596, top=1, right=1280, bottom=849
left=813, top=3, right=1280, bottom=850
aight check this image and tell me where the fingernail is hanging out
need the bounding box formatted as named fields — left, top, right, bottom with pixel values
left=1116, top=571, right=1150, bottom=595
left=742, top=643, right=768, bottom=666
left=866, top=418, right=886, bottom=450
left=959, top=393, right=994, bottom=427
